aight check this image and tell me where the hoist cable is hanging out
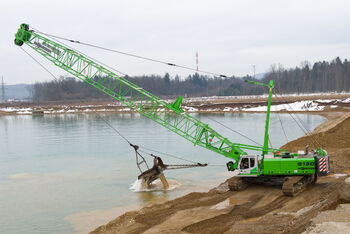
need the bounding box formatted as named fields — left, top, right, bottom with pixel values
left=31, top=27, right=127, bottom=77
left=268, top=138, right=274, bottom=149
left=274, top=88, right=310, bottom=135
left=276, top=111, right=289, bottom=143
left=206, top=116, right=263, bottom=146
left=273, top=87, right=321, bottom=147
left=32, top=28, right=231, bottom=79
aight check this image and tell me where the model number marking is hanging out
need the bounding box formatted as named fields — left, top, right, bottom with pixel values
left=297, top=162, right=315, bottom=166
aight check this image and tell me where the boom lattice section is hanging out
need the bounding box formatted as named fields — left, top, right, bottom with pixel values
left=16, top=25, right=277, bottom=161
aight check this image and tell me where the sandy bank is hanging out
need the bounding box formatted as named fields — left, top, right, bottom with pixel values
left=90, top=111, right=350, bottom=234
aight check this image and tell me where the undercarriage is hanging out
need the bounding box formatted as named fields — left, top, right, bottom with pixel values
left=282, top=174, right=317, bottom=196
left=228, top=174, right=317, bottom=196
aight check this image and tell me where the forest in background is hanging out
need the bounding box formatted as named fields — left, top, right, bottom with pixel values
left=31, top=57, right=350, bottom=101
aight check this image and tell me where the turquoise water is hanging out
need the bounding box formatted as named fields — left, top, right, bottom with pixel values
left=0, top=113, right=325, bottom=233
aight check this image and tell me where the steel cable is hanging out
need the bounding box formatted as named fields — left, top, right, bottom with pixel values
left=32, top=28, right=231, bottom=78
left=206, top=115, right=263, bottom=146
left=274, top=87, right=321, bottom=147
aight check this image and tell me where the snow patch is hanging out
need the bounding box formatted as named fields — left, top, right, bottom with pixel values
left=119, top=108, right=131, bottom=111
left=342, top=98, right=350, bottom=103
left=0, top=107, right=35, bottom=114
left=183, top=106, right=198, bottom=112
left=18, top=108, right=33, bottom=114
left=243, top=100, right=325, bottom=112
left=315, top=99, right=334, bottom=103
left=223, top=107, right=238, bottom=112
left=203, top=108, right=220, bottom=112
left=0, top=107, right=18, bottom=112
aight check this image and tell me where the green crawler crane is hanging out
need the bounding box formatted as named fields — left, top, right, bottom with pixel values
left=14, top=23, right=330, bottom=196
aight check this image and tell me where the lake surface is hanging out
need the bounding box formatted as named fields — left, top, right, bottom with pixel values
left=0, top=113, right=325, bottom=233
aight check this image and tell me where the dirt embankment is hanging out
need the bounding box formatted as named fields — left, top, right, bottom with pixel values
left=90, top=112, right=350, bottom=234
left=283, top=112, right=350, bottom=174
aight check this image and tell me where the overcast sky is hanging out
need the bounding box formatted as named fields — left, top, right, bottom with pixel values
left=1, top=0, right=350, bottom=84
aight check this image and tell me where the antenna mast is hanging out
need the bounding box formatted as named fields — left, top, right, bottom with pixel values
left=196, top=51, right=199, bottom=72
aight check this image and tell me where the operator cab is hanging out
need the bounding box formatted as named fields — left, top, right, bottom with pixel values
left=238, top=155, right=259, bottom=176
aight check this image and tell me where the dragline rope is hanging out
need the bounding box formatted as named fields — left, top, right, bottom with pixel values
left=20, top=47, right=57, bottom=80
left=19, top=46, right=211, bottom=166
left=20, top=46, right=131, bottom=144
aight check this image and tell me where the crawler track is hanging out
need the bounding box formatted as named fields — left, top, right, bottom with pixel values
left=282, top=175, right=316, bottom=196
left=228, top=177, right=249, bottom=191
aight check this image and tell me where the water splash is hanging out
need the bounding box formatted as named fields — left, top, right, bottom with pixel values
left=130, top=179, right=181, bottom=192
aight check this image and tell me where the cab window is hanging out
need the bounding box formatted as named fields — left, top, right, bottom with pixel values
left=250, top=158, right=255, bottom=167
left=240, top=158, right=249, bottom=169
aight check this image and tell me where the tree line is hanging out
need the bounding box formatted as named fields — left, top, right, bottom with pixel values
left=31, top=57, right=350, bottom=101
left=264, top=57, right=350, bottom=93
left=31, top=73, right=264, bottom=101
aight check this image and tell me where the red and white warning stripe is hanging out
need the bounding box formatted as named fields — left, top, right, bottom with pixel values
left=319, top=157, right=328, bottom=172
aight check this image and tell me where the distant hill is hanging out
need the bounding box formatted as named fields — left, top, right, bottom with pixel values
left=2, top=84, right=32, bottom=100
